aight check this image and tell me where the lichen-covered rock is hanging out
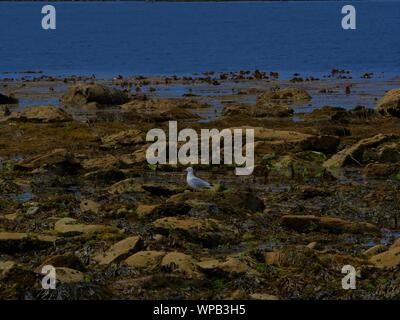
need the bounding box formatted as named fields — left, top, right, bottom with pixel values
left=60, top=84, right=130, bottom=107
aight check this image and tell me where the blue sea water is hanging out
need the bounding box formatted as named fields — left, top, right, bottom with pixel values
left=0, top=1, right=399, bottom=78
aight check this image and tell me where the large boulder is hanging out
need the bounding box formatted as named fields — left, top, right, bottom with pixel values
left=4, top=106, right=72, bottom=123
left=376, top=89, right=400, bottom=117
left=60, top=84, right=130, bottom=107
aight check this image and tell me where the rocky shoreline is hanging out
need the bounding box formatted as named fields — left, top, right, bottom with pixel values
left=1, top=70, right=400, bottom=299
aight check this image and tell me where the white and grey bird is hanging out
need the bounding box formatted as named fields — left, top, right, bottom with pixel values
left=185, top=167, right=212, bottom=189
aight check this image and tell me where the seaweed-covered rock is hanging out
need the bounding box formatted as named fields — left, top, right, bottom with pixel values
left=324, top=134, right=396, bottom=168
left=4, top=106, right=72, bottom=123
left=60, top=84, right=130, bottom=107
left=257, top=87, right=311, bottom=105
left=0, top=232, right=57, bottom=253
left=151, top=217, right=237, bottom=247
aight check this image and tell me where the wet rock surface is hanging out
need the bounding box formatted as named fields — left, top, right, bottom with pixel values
left=1, top=74, right=400, bottom=300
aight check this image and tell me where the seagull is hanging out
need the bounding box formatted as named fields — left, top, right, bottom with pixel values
left=185, top=167, right=212, bottom=190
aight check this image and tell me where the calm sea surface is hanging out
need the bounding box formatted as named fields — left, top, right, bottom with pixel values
left=1, top=1, right=400, bottom=78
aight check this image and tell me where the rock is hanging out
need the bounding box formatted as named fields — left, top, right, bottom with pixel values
left=376, top=88, right=400, bottom=117
left=390, top=238, right=400, bottom=249
left=223, top=103, right=293, bottom=118
left=82, top=154, right=120, bottom=171
left=281, top=215, right=321, bottom=232
left=0, top=261, right=16, bottom=278
left=108, top=179, right=182, bottom=196
left=151, top=217, right=237, bottom=247
left=238, top=127, right=339, bottom=154
left=54, top=217, right=120, bottom=237
left=160, top=252, right=200, bottom=278
left=135, top=203, right=191, bottom=220
left=197, top=257, right=254, bottom=276
left=269, top=151, right=328, bottom=180
left=167, top=190, right=265, bottom=214
left=281, top=215, right=379, bottom=234
left=93, top=236, right=143, bottom=266
left=319, top=216, right=380, bottom=235
left=257, top=88, right=311, bottom=105
left=363, top=245, right=386, bottom=257
left=35, top=253, right=85, bottom=273
left=136, top=204, right=160, bottom=219
left=363, top=163, right=400, bottom=178
left=80, top=199, right=101, bottom=214
left=324, top=134, right=395, bottom=168
left=0, top=93, right=18, bottom=105
left=264, top=250, right=286, bottom=266
left=124, top=250, right=166, bottom=269
left=121, top=98, right=200, bottom=121
left=14, top=148, right=81, bottom=172
left=305, top=242, right=319, bottom=250
left=318, top=126, right=351, bottom=137
left=0, top=232, right=56, bottom=252
left=60, top=84, right=129, bottom=107
left=56, top=267, right=87, bottom=284
left=4, top=106, right=72, bottom=123
left=26, top=206, right=39, bottom=215
left=249, top=293, right=280, bottom=300
left=369, top=247, right=400, bottom=269
left=101, top=129, right=143, bottom=149
left=377, top=143, right=400, bottom=163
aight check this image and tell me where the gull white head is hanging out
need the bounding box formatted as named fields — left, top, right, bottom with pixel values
left=185, top=167, right=194, bottom=173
